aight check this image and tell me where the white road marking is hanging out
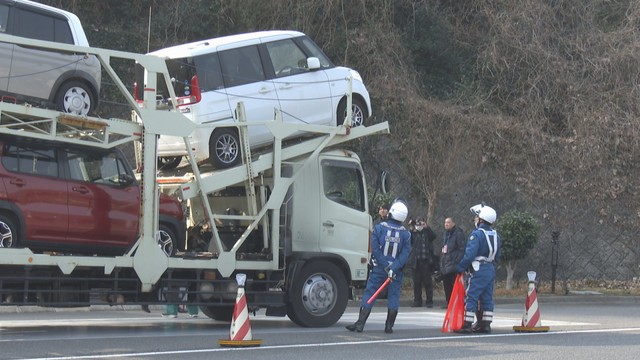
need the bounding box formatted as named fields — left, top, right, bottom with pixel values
left=16, top=327, right=640, bottom=360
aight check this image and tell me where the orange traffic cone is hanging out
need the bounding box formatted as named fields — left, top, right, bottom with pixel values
left=442, top=273, right=465, bottom=333
left=218, top=273, right=263, bottom=347
left=513, top=271, right=550, bottom=333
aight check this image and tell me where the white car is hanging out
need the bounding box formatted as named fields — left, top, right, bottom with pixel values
left=0, top=0, right=101, bottom=116
left=144, top=30, right=372, bottom=169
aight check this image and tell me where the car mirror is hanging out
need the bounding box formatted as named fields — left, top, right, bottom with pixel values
left=118, top=173, right=135, bottom=186
left=307, top=57, right=320, bottom=70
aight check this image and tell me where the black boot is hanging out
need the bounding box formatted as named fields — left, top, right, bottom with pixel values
left=472, top=310, right=483, bottom=332
left=454, top=321, right=473, bottom=334
left=346, top=307, right=371, bottom=332
left=384, top=309, right=398, bottom=333
left=474, top=321, right=492, bottom=334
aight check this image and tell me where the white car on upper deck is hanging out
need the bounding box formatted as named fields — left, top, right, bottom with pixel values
left=141, top=30, right=371, bottom=169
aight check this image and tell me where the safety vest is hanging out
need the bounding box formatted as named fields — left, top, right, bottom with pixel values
left=474, top=229, right=498, bottom=263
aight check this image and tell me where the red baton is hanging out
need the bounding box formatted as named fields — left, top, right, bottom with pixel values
left=367, top=277, right=391, bottom=305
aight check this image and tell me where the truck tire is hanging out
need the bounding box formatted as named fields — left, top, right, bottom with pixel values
left=200, top=304, right=234, bottom=322
left=287, top=260, right=348, bottom=327
left=209, top=128, right=241, bottom=169
left=337, top=97, right=368, bottom=127
left=55, top=80, right=96, bottom=116
left=0, top=214, right=17, bottom=248
left=158, top=224, right=177, bottom=256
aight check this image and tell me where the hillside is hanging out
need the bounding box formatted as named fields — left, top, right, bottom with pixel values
left=40, top=0, right=640, bottom=283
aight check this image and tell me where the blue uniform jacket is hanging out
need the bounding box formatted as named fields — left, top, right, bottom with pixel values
left=371, top=219, right=412, bottom=273
left=456, top=223, right=501, bottom=273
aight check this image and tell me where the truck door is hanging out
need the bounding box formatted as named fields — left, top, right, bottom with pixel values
left=319, top=158, right=370, bottom=275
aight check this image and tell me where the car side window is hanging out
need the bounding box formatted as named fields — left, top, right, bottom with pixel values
left=13, top=7, right=73, bottom=44
left=299, top=37, right=333, bottom=69
left=266, top=39, right=309, bottom=78
left=193, top=53, right=224, bottom=91
left=219, top=45, right=265, bottom=88
left=2, top=144, right=58, bottom=177
left=0, top=5, right=8, bottom=33
left=66, top=150, right=130, bottom=186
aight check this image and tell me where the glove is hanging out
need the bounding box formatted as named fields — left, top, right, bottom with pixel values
left=433, top=271, right=443, bottom=283
left=383, top=264, right=395, bottom=279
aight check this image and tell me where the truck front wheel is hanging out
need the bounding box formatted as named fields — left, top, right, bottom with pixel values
left=287, top=260, right=348, bottom=327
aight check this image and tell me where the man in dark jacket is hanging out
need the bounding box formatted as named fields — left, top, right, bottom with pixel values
left=440, top=217, right=466, bottom=305
left=408, top=218, right=437, bottom=307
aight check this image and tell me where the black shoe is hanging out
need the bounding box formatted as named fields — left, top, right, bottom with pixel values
left=473, top=321, right=491, bottom=334
left=454, top=321, right=473, bottom=334
left=384, top=309, right=398, bottom=334
left=346, top=307, right=371, bottom=332
left=425, top=302, right=433, bottom=308
left=411, top=301, right=422, bottom=307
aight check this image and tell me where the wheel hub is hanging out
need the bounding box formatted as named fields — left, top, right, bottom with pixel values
left=0, top=222, right=12, bottom=248
left=64, top=87, right=90, bottom=115
left=301, top=274, right=336, bottom=316
left=156, top=230, right=173, bottom=256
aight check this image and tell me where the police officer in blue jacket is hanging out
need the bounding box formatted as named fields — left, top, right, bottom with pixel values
left=346, top=200, right=412, bottom=334
left=455, top=203, right=500, bottom=334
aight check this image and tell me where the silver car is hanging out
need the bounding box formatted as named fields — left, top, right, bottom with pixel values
left=0, top=0, right=100, bottom=116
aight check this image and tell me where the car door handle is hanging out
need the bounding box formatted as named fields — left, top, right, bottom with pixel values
left=258, top=87, right=272, bottom=94
left=72, top=186, right=89, bottom=194
left=323, top=222, right=334, bottom=228
left=9, top=178, right=25, bottom=186
left=279, top=83, right=292, bottom=90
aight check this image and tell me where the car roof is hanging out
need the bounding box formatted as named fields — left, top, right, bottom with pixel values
left=5, top=0, right=90, bottom=46
left=148, top=30, right=306, bottom=59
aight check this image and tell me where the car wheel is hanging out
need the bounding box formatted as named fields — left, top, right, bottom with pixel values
left=158, top=156, right=182, bottom=170
left=286, top=260, right=348, bottom=327
left=200, top=305, right=234, bottom=322
left=55, top=80, right=96, bottom=116
left=0, top=215, right=17, bottom=248
left=157, top=224, right=178, bottom=256
left=337, top=97, right=368, bottom=127
left=209, top=128, right=241, bottom=169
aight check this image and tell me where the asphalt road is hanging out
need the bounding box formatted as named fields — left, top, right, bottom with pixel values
left=0, top=296, right=638, bottom=359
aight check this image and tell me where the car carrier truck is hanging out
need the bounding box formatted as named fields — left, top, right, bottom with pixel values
left=0, top=32, right=389, bottom=327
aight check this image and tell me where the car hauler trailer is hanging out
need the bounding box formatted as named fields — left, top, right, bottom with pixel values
left=0, top=33, right=389, bottom=327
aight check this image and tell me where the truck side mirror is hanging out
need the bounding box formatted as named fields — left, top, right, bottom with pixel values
left=379, top=170, right=390, bottom=194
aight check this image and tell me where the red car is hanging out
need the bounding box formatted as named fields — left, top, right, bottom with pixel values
left=0, top=136, right=185, bottom=256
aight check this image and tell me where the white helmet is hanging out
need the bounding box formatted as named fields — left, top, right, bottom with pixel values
left=470, top=203, right=497, bottom=224
left=389, top=201, right=408, bottom=222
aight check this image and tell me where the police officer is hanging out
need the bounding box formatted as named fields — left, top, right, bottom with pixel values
left=346, top=200, right=412, bottom=334
left=455, top=204, right=501, bottom=334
